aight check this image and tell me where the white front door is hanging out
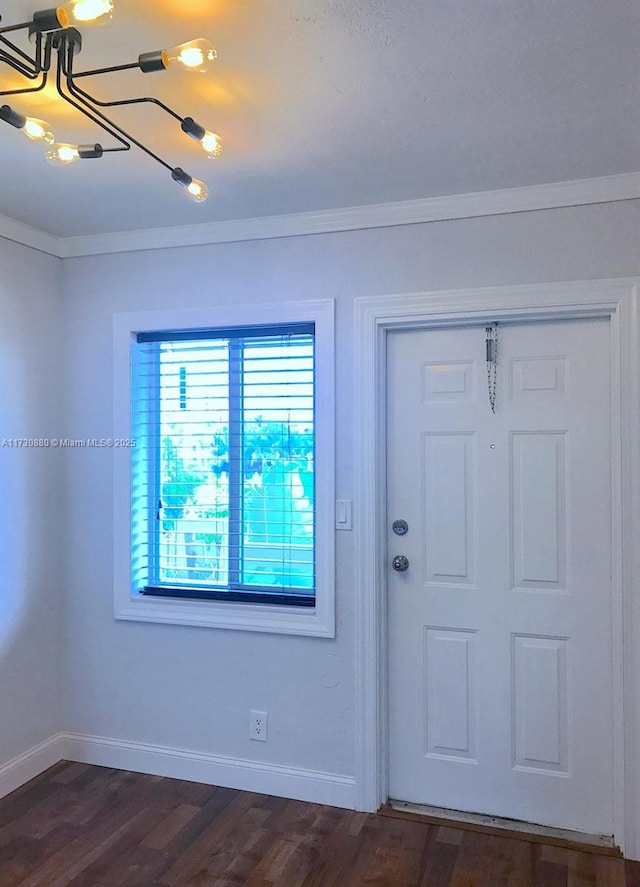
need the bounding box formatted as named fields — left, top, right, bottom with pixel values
left=387, top=318, right=614, bottom=835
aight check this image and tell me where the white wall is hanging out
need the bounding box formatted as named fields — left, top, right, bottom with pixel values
left=58, top=200, right=640, bottom=787
left=0, top=238, right=63, bottom=767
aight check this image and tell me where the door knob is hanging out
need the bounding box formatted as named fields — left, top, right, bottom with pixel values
left=392, top=555, right=409, bottom=572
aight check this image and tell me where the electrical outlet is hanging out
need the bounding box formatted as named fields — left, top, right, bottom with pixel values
left=250, top=710, right=268, bottom=742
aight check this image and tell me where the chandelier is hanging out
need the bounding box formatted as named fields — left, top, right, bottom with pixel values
left=0, top=1, right=223, bottom=201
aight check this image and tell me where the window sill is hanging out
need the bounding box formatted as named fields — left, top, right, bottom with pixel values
left=115, top=590, right=335, bottom=637
left=141, top=585, right=315, bottom=607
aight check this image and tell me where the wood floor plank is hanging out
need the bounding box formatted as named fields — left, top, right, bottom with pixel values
left=182, top=805, right=272, bottom=885
left=626, top=860, right=640, bottom=887
left=449, top=829, right=493, bottom=887
left=437, top=826, right=465, bottom=846
left=51, top=764, right=91, bottom=786
left=418, top=836, right=459, bottom=887
left=159, top=790, right=262, bottom=886
left=597, top=857, right=628, bottom=887
left=0, top=763, right=634, bottom=887
left=389, top=819, right=436, bottom=886
left=141, top=804, right=201, bottom=851
left=503, top=836, right=535, bottom=887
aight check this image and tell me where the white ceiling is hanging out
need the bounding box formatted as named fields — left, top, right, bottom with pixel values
left=0, top=0, right=638, bottom=238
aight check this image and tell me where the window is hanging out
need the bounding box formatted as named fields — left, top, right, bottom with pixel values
left=113, top=301, right=335, bottom=636
left=133, top=325, right=316, bottom=604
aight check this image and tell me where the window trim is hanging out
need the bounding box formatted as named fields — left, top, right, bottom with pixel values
left=113, top=299, right=335, bottom=637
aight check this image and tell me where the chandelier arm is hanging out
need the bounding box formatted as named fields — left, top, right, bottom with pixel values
left=66, top=77, right=174, bottom=169
left=60, top=45, right=176, bottom=172
left=58, top=86, right=131, bottom=152
left=0, top=20, right=32, bottom=36
left=0, top=52, right=39, bottom=79
left=71, top=61, right=140, bottom=78
left=62, top=42, right=176, bottom=172
left=0, top=34, right=38, bottom=77
left=11, top=31, right=53, bottom=73
left=55, top=48, right=131, bottom=153
left=71, top=84, right=183, bottom=123
left=0, top=31, right=52, bottom=82
left=66, top=50, right=183, bottom=124
left=0, top=69, right=48, bottom=95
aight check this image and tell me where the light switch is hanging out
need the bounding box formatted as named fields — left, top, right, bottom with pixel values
left=335, top=499, right=353, bottom=530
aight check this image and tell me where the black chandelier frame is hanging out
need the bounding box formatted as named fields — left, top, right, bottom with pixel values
left=0, top=8, right=214, bottom=196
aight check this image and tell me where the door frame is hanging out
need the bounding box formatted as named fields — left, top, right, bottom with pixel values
left=353, top=278, right=640, bottom=856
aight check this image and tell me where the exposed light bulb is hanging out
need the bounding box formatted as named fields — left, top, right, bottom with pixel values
left=45, top=142, right=104, bottom=164
left=180, top=117, right=223, bottom=158
left=186, top=178, right=208, bottom=201
left=22, top=117, right=55, bottom=144
left=166, top=39, right=217, bottom=73
left=201, top=131, right=223, bottom=158
left=64, top=0, right=113, bottom=24
left=1, top=105, right=54, bottom=144
left=171, top=167, right=209, bottom=202
left=32, top=1, right=113, bottom=31
left=45, top=143, right=80, bottom=165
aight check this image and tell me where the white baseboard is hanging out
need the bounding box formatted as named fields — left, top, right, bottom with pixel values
left=62, top=733, right=356, bottom=809
left=0, top=732, right=356, bottom=810
left=0, top=733, right=66, bottom=801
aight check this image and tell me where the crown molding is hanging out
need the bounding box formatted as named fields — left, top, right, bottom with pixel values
left=0, top=213, right=64, bottom=258
left=1, top=172, right=639, bottom=259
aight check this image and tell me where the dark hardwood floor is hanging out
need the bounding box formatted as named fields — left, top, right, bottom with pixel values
left=0, top=761, right=638, bottom=886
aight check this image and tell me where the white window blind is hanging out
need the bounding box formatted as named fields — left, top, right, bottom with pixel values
left=131, top=323, right=316, bottom=605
